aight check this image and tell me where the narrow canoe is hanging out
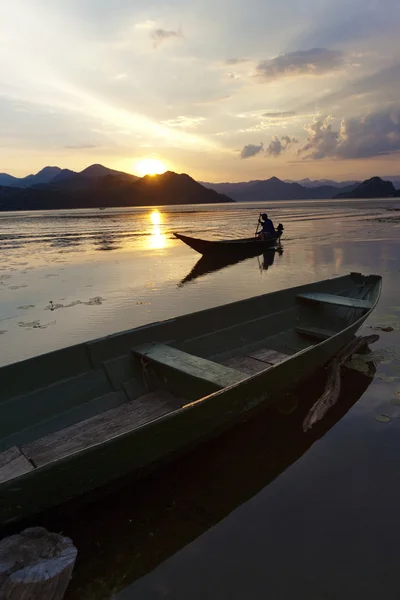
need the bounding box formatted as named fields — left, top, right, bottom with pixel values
left=0, top=272, right=381, bottom=525
left=173, top=231, right=281, bottom=255
left=50, top=360, right=375, bottom=598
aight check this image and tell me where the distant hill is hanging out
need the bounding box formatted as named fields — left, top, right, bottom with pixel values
left=284, top=178, right=360, bottom=188
left=0, top=169, right=233, bottom=211
left=0, top=166, right=62, bottom=188
left=334, top=177, right=397, bottom=199
left=47, top=164, right=139, bottom=191
left=202, top=177, right=356, bottom=201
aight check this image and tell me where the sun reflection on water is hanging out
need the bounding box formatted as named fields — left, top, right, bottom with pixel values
left=148, top=210, right=168, bottom=249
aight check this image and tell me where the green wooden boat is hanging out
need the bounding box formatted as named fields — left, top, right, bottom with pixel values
left=43, top=360, right=376, bottom=599
left=0, top=272, right=381, bottom=526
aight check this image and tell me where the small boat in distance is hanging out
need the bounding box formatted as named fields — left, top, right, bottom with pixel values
left=0, top=272, right=381, bottom=525
left=173, top=231, right=282, bottom=255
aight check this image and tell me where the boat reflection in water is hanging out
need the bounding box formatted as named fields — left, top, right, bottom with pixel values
left=179, top=246, right=283, bottom=286
left=28, top=354, right=375, bottom=600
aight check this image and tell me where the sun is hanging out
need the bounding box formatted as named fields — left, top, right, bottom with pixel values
left=135, top=158, right=167, bottom=177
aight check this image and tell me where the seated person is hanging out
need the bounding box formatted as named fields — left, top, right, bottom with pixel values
left=258, top=213, right=276, bottom=239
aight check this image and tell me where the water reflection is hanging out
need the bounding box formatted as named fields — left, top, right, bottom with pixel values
left=18, top=357, right=375, bottom=600
left=179, top=247, right=283, bottom=286
left=148, top=210, right=168, bottom=250
left=258, top=247, right=283, bottom=271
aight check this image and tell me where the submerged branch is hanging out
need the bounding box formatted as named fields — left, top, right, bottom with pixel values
left=303, top=334, right=379, bottom=432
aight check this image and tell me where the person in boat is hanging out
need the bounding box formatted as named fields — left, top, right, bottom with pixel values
left=258, top=213, right=276, bottom=240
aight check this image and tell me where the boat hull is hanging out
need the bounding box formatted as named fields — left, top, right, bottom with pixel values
left=0, top=273, right=381, bottom=526
left=173, top=232, right=281, bottom=255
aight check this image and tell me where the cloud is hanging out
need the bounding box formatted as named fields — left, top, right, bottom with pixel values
left=299, top=64, right=400, bottom=114
left=225, top=58, right=250, bottom=65
left=263, top=111, right=297, bottom=119
left=161, top=115, right=206, bottom=128
left=256, top=48, right=345, bottom=81
left=150, top=28, right=184, bottom=48
left=298, top=108, right=400, bottom=159
left=266, top=135, right=298, bottom=156
left=240, top=142, right=264, bottom=159
left=64, top=144, right=98, bottom=149
left=298, top=117, right=339, bottom=159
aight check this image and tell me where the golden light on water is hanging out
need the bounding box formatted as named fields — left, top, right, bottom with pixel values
left=135, top=158, right=167, bottom=177
left=148, top=209, right=168, bottom=249
left=150, top=210, right=161, bottom=225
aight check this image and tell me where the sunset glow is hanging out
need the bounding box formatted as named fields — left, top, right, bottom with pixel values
left=1, top=2, right=399, bottom=182
left=150, top=210, right=162, bottom=225
left=135, top=159, right=167, bottom=177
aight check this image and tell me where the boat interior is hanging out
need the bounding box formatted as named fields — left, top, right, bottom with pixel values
left=0, top=273, right=380, bottom=486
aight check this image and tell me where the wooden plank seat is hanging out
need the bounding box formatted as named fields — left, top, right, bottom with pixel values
left=296, top=292, right=372, bottom=310
left=0, top=446, right=34, bottom=484
left=22, top=391, right=183, bottom=469
left=295, top=326, right=337, bottom=341
left=132, top=343, right=247, bottom=390
left=222, top=348, right=290, bottom=376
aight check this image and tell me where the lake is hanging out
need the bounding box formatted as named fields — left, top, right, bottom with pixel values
left=1, top=199, right=400, bottom=599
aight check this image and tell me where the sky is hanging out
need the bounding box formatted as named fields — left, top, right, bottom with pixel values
left=1, top=0, right=400, bottom=182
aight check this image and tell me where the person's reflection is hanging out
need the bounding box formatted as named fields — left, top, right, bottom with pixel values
left=262, top=247, right=283, bottom=270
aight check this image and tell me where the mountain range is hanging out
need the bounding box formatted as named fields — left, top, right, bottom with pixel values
left=201, top=176, right=400, bottom=201
left=0, top=165, right=233, bottom=211
left=201, top=177, right=355, bottom=201
left=0, top=165, right=399, bottom=211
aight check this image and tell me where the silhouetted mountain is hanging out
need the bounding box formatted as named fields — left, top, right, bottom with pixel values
left=284, top=178, right=360, bottom=188
left=51, top=169, right=76, bottom=183
left=46, top=164, right=139, bottom=191
left=335, top=177, right=397, bottom=199
left=198, top=181, right=260, bottom=196
left=0, top=170, right=233, bottom=211
left=0, top=166, right=62, bottom=188
left=203, top=177, right=356, bottom=201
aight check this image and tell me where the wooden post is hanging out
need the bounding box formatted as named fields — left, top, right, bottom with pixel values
left=0, top=527, right=77, bottom=600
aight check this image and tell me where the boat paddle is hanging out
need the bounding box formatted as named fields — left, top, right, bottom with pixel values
left=255, top=213, right=261, bottom=238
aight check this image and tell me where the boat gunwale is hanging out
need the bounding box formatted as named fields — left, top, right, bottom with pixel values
left=0, top=272, right=367, bottom=375
left=9, top=275, right=382, bottom=478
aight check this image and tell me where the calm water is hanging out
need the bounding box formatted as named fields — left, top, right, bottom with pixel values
left=1, top=199, right=400, bottom=599
left=0, top=198, right=399, bottom=366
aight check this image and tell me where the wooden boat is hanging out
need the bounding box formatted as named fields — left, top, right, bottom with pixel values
left=179, top=247, right=282, bottom=286
left=173, top=231, right=281, bottom=255
left=0, top=272, right=381, bottom=526
left=42, top=358, right=375, bottom=598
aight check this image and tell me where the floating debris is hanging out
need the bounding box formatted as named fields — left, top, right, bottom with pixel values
left=345, top=355, right=375, bottom=376
left=18, top=320, right=56, bottom=329
left=46, top=297, right=105, bottom=311
left=375, top=414, right=392, bottom=423
left=370, top=313, right=400, bottom=332
left=376, top=374, right=399, bottom=382
left=0, top=330, right=7, bottom=335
